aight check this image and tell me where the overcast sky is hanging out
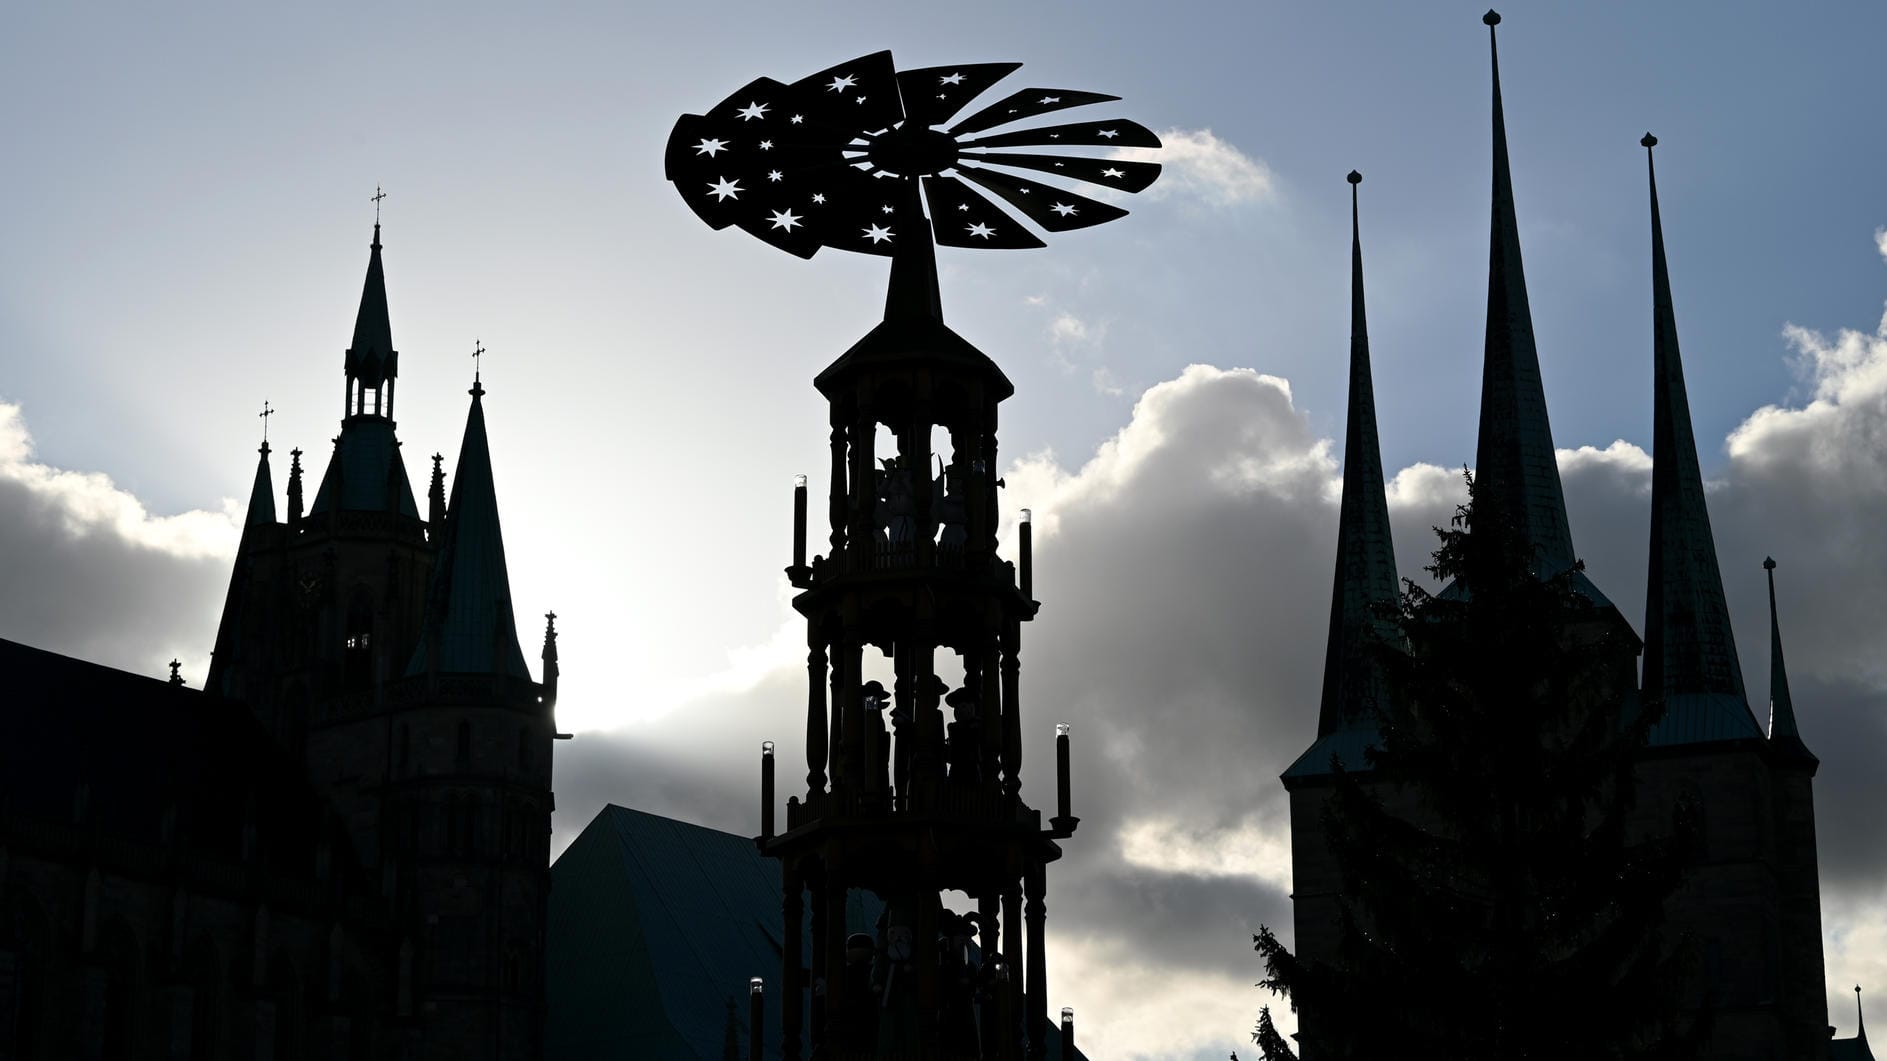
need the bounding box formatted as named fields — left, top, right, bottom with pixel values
left=4, top=3, right=1886, bottom=1057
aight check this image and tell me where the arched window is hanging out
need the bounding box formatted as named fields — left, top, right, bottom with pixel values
left=343, top=587, right=374, bottom=693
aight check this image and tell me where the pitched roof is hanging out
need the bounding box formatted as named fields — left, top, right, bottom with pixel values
left=1316, top=172, right=1399, bottom=739
left=546, top=805, right=881, bottom=1060
left=1638, top=137, right=1761, bottom=746
left=1473, top=13, right=1580, bottom=582
left=405, top=385, right=530, bottom=680
left=546, top=805, right=1087, bottom=1060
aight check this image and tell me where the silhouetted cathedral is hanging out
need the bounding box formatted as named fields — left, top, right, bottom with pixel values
left=1284, top=16, right=1868, bottom=1061
left=0, top=223, right=558, bottom=1059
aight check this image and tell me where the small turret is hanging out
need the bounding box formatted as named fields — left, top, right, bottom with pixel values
left=1765, top=557, right=1816, bottom=763
left=286, top=447, right=304, bottom=527
left=428, top=452, right=447, bottom=531
left=541, top=611, right=560, bottom=711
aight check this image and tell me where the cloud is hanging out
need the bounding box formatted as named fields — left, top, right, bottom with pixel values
left=0, top=400, right=238, bottom=680
left=1114, top=128, right=1274, bottom=209
left=544, top=292, right=1887, bottom=1053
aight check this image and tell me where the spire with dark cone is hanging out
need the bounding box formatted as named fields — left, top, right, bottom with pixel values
left=1765, top=557, right=1815, bottom=762
left=541, top=611, right=560, bottom=711
left=1316, top=170, right=1399, bottom=737
left=243, top=439, right=276, bottom=528
left=406, top=370, right=531, bottom=681
left=1639, top=134, right=1758, bottom=739
left=346, top=223, right=398, bottom=411
left=309, top=222, right=421, bottom=520
left=1474, top=10, right=1577, bottom=577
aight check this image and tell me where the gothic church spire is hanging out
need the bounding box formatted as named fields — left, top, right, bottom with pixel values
left=1473, top=11, right=1576, bottom=576
left=406, top=371, right=532, bottom=680
left=1316, top=171, right=1399, bottom=737
left=1639, top=134, right=1749, bottom=711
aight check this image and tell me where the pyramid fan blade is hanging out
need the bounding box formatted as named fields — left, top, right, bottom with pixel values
left=896, top=62, right=1022, bottom=129
left=923, top=175, right=1046, bottom=249
left=964, top=118, right=1162, bottom=150
left=955, top=165, right=1128, bottom=232
left=958, top=151, right=1162, bottom=195
left=948, top=89, right=1121, bottom=136
left=781, top=51, right=906, bottom=135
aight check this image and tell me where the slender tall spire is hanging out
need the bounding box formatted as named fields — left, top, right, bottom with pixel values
left=1765, top=557, right=1815, bottom=761
left=1640, top=134, right=1748, bottom=711
left=1473, top=10, right=1576, bottom=575
left=541, top=611, right=560, bottom=711
left=346, top=222, right=398, bottom=408
left=428, top=452, right=447, bottom=530
left=1316, top=171, right=1400, bottom=737
left=310, top=222, right=420, bottom=519
left=406, top=372, right=532, bottom=680
left=1858, top=985, right=1868, bottom=1043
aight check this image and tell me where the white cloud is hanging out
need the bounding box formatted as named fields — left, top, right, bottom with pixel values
left=1114, top=127, right=1274, bottom=208
left=0, top=400, right=239, bottom=679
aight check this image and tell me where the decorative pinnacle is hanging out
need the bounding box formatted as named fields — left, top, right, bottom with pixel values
left=168, top=659, right=183, bottom=685
left=1347, top=170, right=1362, bottom=185
left=1483, top=9, right=1501, bottom=26
left=1641, top=132, right=1658, bottom=149
left=1764, top=555, right=1777, bottom=571
left=471, top=339, right=486, bottom=397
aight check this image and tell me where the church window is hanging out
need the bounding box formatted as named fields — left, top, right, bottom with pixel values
left=343, top=588, right=374, bottom=693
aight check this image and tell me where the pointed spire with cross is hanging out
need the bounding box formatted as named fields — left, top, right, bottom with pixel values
left=258, top=400, right=274, bottom=452
left=168, top=659, right=184, bottom=685
left=472, top=339, right=486, bottom=397
left=372, top=185, right=386, bottom=225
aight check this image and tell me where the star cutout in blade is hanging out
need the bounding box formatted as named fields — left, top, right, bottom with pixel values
left=737, top=102, right=770, bottom=121
left=707, top=177, right=743, bottom=201
left=769, top=209, right=803, bottom=231
left=1098, top=129, right=1119, bottom=139
left=864, top=224, right=893, bottom=243
left=1050, top=203, right=1077, bottom=217
left=695, top=138, right=729, bottom=157
left=812, top=193, right=827, bottom=204
left=1102, top=167, right=1124, bottom=178
left=967, top=222, right=995, bottom=239
left=768, top=170, right=784, bottom=182
left=941, top=72, right=964, bottom=85
left=828, top=74, right=857, bottom=92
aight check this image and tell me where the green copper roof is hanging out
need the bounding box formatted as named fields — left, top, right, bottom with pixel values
left=244, top=442, right=276, bottom=527
left=1637, top=140, right=1761, bottom=749
left=307, top=417, right=421, bottom=518
left=1317, top=174, right=1399, bottom=738
left=346, top=224, right=397, bottom=387
left=405, top=385, right=530, bottom=680
left=1473, top=17, right=1579, bottom=581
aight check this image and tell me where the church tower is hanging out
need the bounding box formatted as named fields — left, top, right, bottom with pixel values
left=763, top=239, right=1072, bottom=1060
left=206, top=221, right=556, bottom=1059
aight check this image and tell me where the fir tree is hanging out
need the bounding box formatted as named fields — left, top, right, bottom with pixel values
left=1255, top=477, right=1702, bottom=1060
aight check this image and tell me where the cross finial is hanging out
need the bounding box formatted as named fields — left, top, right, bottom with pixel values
left=259, top=399, right=274, bottom=446
left=168, top=659, right=183, bottom=685
left=372, top=185, right=386, bottom=224
left=471, top=339, right=486, bottom=396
